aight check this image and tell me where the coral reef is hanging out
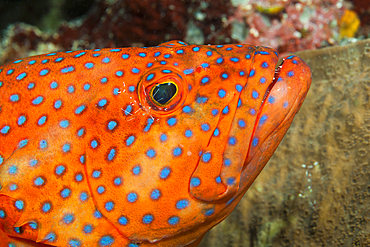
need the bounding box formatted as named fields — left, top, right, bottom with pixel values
left=199, top=39, right=370, bottom=246
left=229, top=0, right=350, bottom=54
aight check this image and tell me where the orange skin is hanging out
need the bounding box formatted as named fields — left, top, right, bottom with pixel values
left=0, top=41, right=311, bottom=247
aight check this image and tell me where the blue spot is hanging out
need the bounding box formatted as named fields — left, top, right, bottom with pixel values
left=173, top=147, right=182, bottom=156
left=213, top=128, right=220, bottom=136
left=176, top=199, right=189, bottom=210
left=105, top=201, right=114, bottom=211
left=250, top=108, right=256, bottom=115
left=54, top=100, right=62, bottom=109
left=80, top=192, right=88, bottom=201
left=85, top=62, right=94, bottom=69
left=287, top=55, right=294, bottom=59
left=252, top=137, right=258, bottom=147
left=205, top=208, right=214, bottom=216
left=69, top=239, right=81, bottom=247
left=192, top=47, right=200, bottom=52
left=160, top=167, right=171, bottom=179
left=146, top=73, right=155, bottom=81
left=18, top=139, right=28, bottom=148
left=238, top=119, right=246, bottom=128
left=129, top=86, right=135, bottom=92
left=114, top=177, right=122, bottom=186
left=102, top=57, right=110, bottom=63
left=162, top=69, right=171, bottom=73
left=288, top=70, right=294, bottom=77
left=221, top=73, right=228, bottom=79
left=29, top=222, right=38, bottom=230
left=261, top=77, right=267, bottom=83
left=55, top=57, right=64, bottom=62
left=110, top=48, right=120, bottom=52
left=75, top=174, right=83, bottom=182
left=63, top=214, right=74, bottom=224
left=92, top=170, right=101, bottom=178
left=249, top=69, right=255, bottom=77
left=0, top=210, right=5, bottom=219
left=39, top=69, right=49, bottom=76
left=68, top=85, right=75, bottom=93
left=227, top=177, right=235, bottom=185
left=9, top=184, right=17, bottom=191
left=230, top=57, right=239, bottom=62
left=0, top=126, right=10, bottom=134
left=108, top=120, right=117, bottom=131
left=28, top=83, right=35, bottom=89
left=32, top=96, right=44, bottom=105
left=74, top=52, right=86, bottom=58
left=283, top=101, right=289, bottom=108
left=257, top=51, right=270, bottom=55
left=160, top=61, right=167, bottom=65
left=15, top=200, right=24, bottom=210
left=80, top=155, right=86, bottom=164
left=259, top=115, right=268, bottom=125
left=39, top=139, right=48, bottom=149
left=252, top=91, right=259, bottom=99
left=50, top=81, right=58, bottom=89
left=98, top=99, right=107, bottom=107
left=107, top=148, right=116, bottom=161
left=127, top=192, right=137, bottom=203
left=83, top=224, right=93, bottom=234
left=144, top=118, right=154, bottom=132
left=9, top=165, right=17, bottom=174
left=226, top=47, right=232, bottom=50
left=29, top=60, right=36, bottom=65
left=132, top=67, right=140, bottom=74
left=183, top=68, right=194, bottom=74
left=206, top=51, right=212, bottom=56
left=217, top=58, right=223, bottom=63
left=10, top=94, right=19, bottom=102
left=240, top=71, right=245, bottom=76
left=176, top=49, right=184, bottom=54
left=168, top=216, right=179, bottom=225
left=16, top=72, right=27, bottom=80
left=132, top=166, right=141, bottom=175
left=228, top=137, right=236, bottom=145
left=164, top=54, right=171, bottom=58
left=236, top=84, right=243, bottom=92
left=147, top=62, right=153, bottom=67
left=126, top=135, right=135, bottom=146
left=191, top=177, right=200, bottom=187
left=222, top=106, right=229, bottom=114
left=154, top=52, right=161, bottom=57
left=150, top=189, right=161, bottom=200
left=224, top=158, right=231, bottom=166
left=185, top=129, right=193, bottom=138
left=116, top=70, right=123, bottom=77
left=123, top=105, right=132, bottom=115
left=261, top=62, right=268, bottom=68
left=113, top=87, right=120, bottom=95
left=42, top=202, right=51, bottom=212
left=77, top=127, right=85, bottom=137
left=196, top=96, right=208, bottom=104
left=84, top=83, right=91, bottom=90
left=34, top=177, right=44, bottom=186
left=75, top=105, right=86, bottom=115
left=44, top=232, right=56, bottom=242
left=201, top=77, right=209, bottom=84
left=138, top=53, right=146, bottom=57
left=14, top=59, right=23, bottom=63
left=167, top=117, right=177, bottom=126
left=146, top=148, right=156, bottom=158
left=293, top=59, right=298, bottom=64
left=100, top=77, right=108, bottom=84
left=118, top=216, right=128, bottom=225
left=202, top=152, right=211, bottom=162
left=182, top=106, right=192, bottom=113
left=212, top=109, right=219, bottom=116
left=0, top=155, right=3, bottom=165
left=201, top=123, right=210, bottom=131
left=142, top=214, right=153, bottom=224
left=61, top=66, right=75, bottom=73
left=122, top=54, right=130, bottom=59
left=93, top=210, right=102, bottom=219
left=7, top=69, right=14, bottom=75
left=55, top=165, right=65, bottom=176
left=201, top=63, right=209, bottom=68
left=59, top=119, right=70, bottom=128
left=218, top=89, right=226, bottom=98
left=216, top=176, right=221, bottom=183
left=60, top=188, right=71, bottom=198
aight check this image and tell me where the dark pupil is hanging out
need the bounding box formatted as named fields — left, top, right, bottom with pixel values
left=152, top=83, right=177, bottom=105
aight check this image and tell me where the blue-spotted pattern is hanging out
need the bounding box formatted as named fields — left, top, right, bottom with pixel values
left=0, top=41, right=311, bottom=246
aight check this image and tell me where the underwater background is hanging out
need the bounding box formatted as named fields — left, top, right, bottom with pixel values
left=0, top=0, right=369, bottom=246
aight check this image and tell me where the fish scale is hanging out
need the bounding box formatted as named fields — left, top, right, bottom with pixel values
left=0, top=41, right=311, bottom=247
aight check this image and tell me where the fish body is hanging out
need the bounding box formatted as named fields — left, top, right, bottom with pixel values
left=0, top=41, right=311, bottom=246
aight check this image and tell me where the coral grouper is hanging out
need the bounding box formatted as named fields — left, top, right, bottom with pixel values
left=0, top=41, right=311, bottom=246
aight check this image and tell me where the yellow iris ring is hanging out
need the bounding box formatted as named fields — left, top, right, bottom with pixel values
left=149, top=81, right=179, bottom=107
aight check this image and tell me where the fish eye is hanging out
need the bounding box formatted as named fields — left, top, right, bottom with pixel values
left=150, top=81, right=178, bottom=106
left=138, top=67, right=187, bottom=116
